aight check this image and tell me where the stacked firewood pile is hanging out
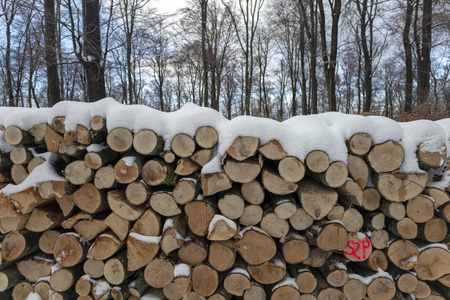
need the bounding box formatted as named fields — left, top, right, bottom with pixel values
left=0, top=101, right=449, bottom=300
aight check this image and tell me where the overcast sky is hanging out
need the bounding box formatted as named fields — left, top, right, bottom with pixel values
left=152, top=0, right=186, bottom=14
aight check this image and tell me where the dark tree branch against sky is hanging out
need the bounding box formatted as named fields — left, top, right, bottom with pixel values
left=0, top=0, right=449, bottom=120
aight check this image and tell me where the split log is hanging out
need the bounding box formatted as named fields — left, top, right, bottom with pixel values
left=4, top=126, right=35, bottom=145
left=91, top=279, right=111, bottom=299
left=422, top=187, right=449, bottom=208
left=104, top=212, right=129, bottom=241
left=10, top=187, right=55, bottom=215
left=192, top=264, right=219, bottom=297
left=185, top=200, right=216, bottom=236
left=94, top=166, right=119, bottom=189
left=240, top=180, right=265, bottom=205
left=87, top=231, right=125, bottom=261
left=126, top=233, right=160, bottom=271
left=347, top=132, right=372, bottom=156
left=226, top=136, right=259, bottom=161
left=39, top=230, right=62, bottom=254
left=38, top=181, right=73, bottom=200
left=208, top=241, right=236, bottom=272
left=11, top=164, right=28, bottom=184
left=190, top=148, right=214, bottom=167
left=417, top=218, right=448, bottom=242
left=387, top=217, right=418, bottom=240
left=234, top=227, right=277, bottom=265
left=108, top=190, right=145, bottom=221
left=438, top=202, right=450, bottom=223
left=173, top=263, right=192, bottom=299
left=289, top=207, right=314, bottom=231
left=73, top=218, right=108, bottom=242
left=28, top=156, right=45, bottom=173
left=262, top=168, right=298, bottom=195
left=195, top=126, right=218, bottom=149
left=386, top=240, right=419, bottom=270
left=10, top=146, right=32, bottom=165
left=53, top=232, right=88, bottom=267
left=0, top=214, right=30, bottom=234
left=337, top=180, right=364, bottom=207
left=61, top=212, right=92, bottom=229
left=367, top=140, right=404, bottom=173
left=347, top=154, right=369, bottom=189
left=83, top=259, right=105, bottom=279
left=50, top=264, right=84, bottom=292
left=52, top=117, right=66, bottom=133
left=281, top=231, right=309, bottom=264
left=373, top=172, right=428, bottom=202
left=45, top=126, right=64, bottom=153
left=132, top=208, right=161, bottom=236
left=207, top=215, right=238, bottom=241
left=297, top=178, right=338, bottom=220
left=171, top=133, right=196, bottom=158
left=17, top=253, right=54, bottom=282
left=106, top=128, right=133, bottom=153
left=1, top=230, right=40, bottom=261
left=178, top=236, right=208, bottom=266
left=175, top=158, right=201, bottom=176
left=113, top=153, right=144, bottom=184
left=239, top=205, right=263, bottom=227
left=201, top=172, right=232, bottom=196
left=361, top=188, right=381, bottom=211
left=278, top=156, right=305, bottom=183
left=84, top=147, right=120, bottom=170
left=160, top=216, right=186, bottom=255
left=142, top=158, right=177, bottom=186
left=305, top=150, right=330, bottom=173
left=73, top=183, right=108, bottom=214
left=418, top=142, right=447, bottom=169
left=56, top=195, right=75, bottom=217
left=25, top=205, right=64, bottom=232
left=144, top=258, right=174, bottom=288
left=258, top=140, right=287, bottom=160
left=223, top=157, right=261, bottom=183
left=0, top=266, right=24, bottom=292
left=133, top=129, right=164, bottom=155
left=104, top=250, right=133, bottom=285
left=149, top=190, right=182, bottom=217
left=173, top=177, right=199, bottom=205
left=65, top=160, right=94, bottom=185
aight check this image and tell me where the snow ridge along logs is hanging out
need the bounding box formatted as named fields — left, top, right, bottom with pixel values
left=0, top=99, right=449, bottom=300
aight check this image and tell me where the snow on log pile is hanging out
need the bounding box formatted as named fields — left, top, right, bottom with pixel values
left=0, top=98, right=449, bottom=300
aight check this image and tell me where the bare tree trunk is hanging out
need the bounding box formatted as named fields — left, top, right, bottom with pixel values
left=417, top=0, right=432, bottom=103
left=45, top=0, right=62, bottom=107
left=83, top=0, right=106, bottom=102
left=403, top=0, right=414, bottom=112
left=201, top=0, right=209, bottom=107
left=2, top=0, right=17, bottom=106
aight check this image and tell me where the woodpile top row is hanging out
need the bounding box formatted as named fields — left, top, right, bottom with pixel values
left=0, top=99, right=449, bottom=300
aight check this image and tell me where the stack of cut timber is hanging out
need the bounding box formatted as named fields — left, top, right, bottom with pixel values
left=0, top=100, right=449, bottom=300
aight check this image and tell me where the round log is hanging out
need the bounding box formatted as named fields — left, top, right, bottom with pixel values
left=367, top=140, right=404, bottom=173
left=226, top=136, right=259, bottom=161
left=278, top=156, right=305, bottom=183
left=73, top=183, right=108, bottom=214
left=172, top=134, right=196, bottom=158
left=305, top=150, right=330, bottom=173
left=133, top=129, right=164, bottom=155
left=241, top=180, right=265, bottom=205
left=195, top=126, right=218, bottom=149
left=53, top=233, right=88, bottom=267
left=107, top=128, right=133, bottom=153
left=347, top=132, right=372, bottom=155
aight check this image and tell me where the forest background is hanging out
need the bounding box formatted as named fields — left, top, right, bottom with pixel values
left=0, top=0, right=449, bottom=121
